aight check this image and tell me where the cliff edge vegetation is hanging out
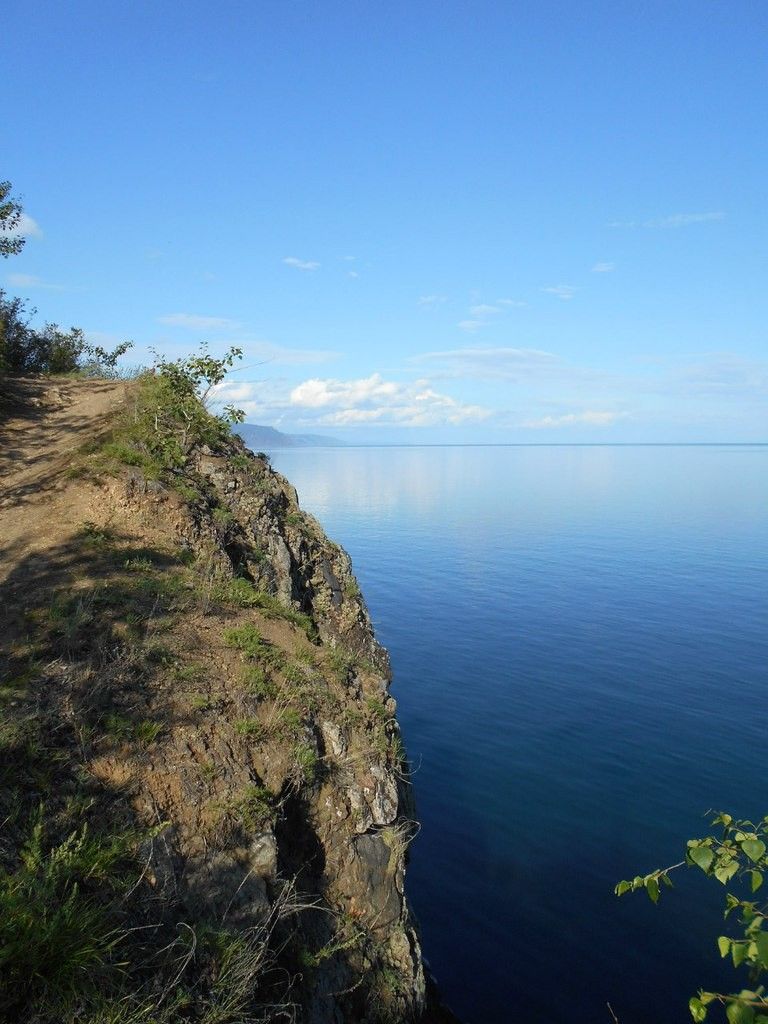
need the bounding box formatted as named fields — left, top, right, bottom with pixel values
left=0, top=360, right=453, bottom=1024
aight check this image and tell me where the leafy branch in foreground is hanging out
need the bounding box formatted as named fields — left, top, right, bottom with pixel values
left=617, top=812, right=768, bottom=1023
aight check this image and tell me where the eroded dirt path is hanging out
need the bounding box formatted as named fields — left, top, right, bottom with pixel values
left=0, top=377, right=128, bottom=581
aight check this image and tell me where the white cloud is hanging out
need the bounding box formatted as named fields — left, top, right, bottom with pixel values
left=646, top=212, right=725, bottom=228
left=520, top=410, right=623, bottom=429
left=282, top=256, right=320, bottom=271
left=6, top=272, right=63, bottom=290
left=210, top=382, right=256, bottom=402
left=415, top=345, right=555, bottom=365
left=469, top=304, right=501, bottom=316
left=19, top=213, right=42, bottom=237
left=206, top=340, right=338, bottom=367
left=348, top=270, right=359, bottom=279
left=247, top=341, right=339, bottom=365
left=289, top=372, right=491, bottom=427
left=418, top=295, right=447, bottom=307
left=291, top=374, right=399, bottom=409
left=663, top=355, right=768, bottom=400
left=591, top=262, right=615, bottom=273
left=158, top=313, right=240, bottom=331
left=213, top=373, right=490, bottom=428
left=457, top=299, right=524, bottom=330
left=541, top=284, right=576, bottom=300
left=609, top=212, right=725, bottom=229
left=412, top=345, right=559, bottom=382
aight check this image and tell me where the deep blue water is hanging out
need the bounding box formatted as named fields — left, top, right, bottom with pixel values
left=269, top=445, right=768, bottom=1024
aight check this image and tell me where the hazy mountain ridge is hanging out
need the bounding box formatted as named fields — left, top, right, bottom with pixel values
left=237, top=422, right=345, bottom=449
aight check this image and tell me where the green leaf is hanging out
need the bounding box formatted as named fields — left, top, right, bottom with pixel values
left=646, top=876, right=660, bottom=903
left=715, top=859, right=740, bottom=884
left=726, top=1002, right=755, bottom=1024
left=754, top=932, right=768, bottom=966
left=690, top=847, right=715, bottom=872
left=719, top=936, right=732, bottom=958
left=690, top=997, right=708, bottom=1022
left=742, top=840, right=766, bottom=863
left=725, top=894, right=741, bottom=918
left=733, top=942, right=749, bottom=968
left=662, top=872, right=674, bottom=888
left=616, top=880, right=631, bottom=896
left=751, top=871, right=763, bottom=893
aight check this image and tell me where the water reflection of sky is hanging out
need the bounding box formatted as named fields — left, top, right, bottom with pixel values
left=272, top=445, right=768, bottom=1024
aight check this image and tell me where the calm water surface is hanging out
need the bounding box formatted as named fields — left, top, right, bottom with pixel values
left=269, top=445, right=768, bottom=1024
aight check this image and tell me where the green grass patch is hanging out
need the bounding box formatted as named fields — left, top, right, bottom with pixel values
left=222, top=623, right=285, bottom=669
left=366, top=696, right=389, bottom=723
left=77, top=521, right=115, bottom=547
left=103, top=714, right=162, bottom=745
left=230, top=784, right=275, bottom=831
left=241, top=664, right=277, bottom=699
left=214, top=580, right=317, bottom=640
left=0, top=814, right=146, bottom=1017
left=234, top=718, right=267, bottom=741
left=292, top=743, right=319, bottom=786
left=278, top=707, right=303, bottom=738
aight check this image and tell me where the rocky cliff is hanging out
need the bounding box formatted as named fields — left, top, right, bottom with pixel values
left=0, top=378, right=453, bottom=1023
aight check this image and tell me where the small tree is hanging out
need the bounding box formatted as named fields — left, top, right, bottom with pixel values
left=128, top=344, right=245, bottom=468
left=0, top=290, right=35, bottom=372
left=617, top=812, right=768, bottom=1022
left=0, top=181, right=26, bottom=258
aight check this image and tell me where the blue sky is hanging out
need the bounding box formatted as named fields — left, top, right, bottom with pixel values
left=3, top=0, right=766, bottom=441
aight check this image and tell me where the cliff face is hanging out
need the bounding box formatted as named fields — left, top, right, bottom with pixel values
left=129, top=437, right=427, bottom=1021
left=0, top=378, right=437, bottom=1023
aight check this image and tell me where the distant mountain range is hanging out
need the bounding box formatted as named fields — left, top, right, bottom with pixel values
left=236, top=422, right=345, bottom=449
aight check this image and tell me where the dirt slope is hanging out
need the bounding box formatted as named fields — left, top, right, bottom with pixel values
left=0, top=377, right=128, bottom=576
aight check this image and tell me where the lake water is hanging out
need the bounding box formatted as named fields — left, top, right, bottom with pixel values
left=269, top=445, right=768, bottom=1024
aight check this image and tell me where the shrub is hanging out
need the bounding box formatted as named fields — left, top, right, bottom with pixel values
left=92, top=345, right=244, bottom=477
left=0, top=289, right=132, bottom=375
